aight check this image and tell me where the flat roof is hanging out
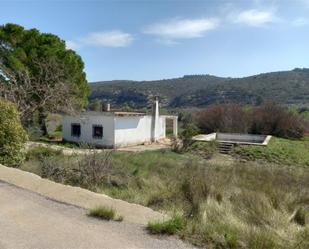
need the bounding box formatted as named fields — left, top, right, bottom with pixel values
left=113, top=111, right=147, bottom=117
left=64, top=111, right=147, bottom=117
left=64, top=111, right=178, bottom=118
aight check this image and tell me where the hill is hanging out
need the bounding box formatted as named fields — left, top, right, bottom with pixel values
left=89, top=68, right=309, bottom=109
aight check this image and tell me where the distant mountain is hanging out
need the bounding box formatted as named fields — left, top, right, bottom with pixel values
left=89, top=68, right=309, bottom=109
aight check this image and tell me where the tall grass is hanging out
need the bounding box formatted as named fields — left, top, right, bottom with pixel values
left=20, top=143, right=309, bottom=248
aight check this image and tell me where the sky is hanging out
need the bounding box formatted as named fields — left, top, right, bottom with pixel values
left=1, top=0, right=309, bottom=82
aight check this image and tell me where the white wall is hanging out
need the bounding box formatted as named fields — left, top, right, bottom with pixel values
left=62, top=113, right=167, bottom=148
left=114, top=116, right=166, bottom=147
left=62, top=114, right=115, bottom=147
left=157, top=117, right=166, bottom=139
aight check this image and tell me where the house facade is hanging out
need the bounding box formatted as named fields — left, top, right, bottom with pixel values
left=62, top=99, right=178, bottom=148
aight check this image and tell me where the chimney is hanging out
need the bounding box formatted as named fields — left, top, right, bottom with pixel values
left=151, top=97, right=160, bottom=142
left=106, top=103, right=111, bottom=112
left=102, top=103, right=111, bottom=112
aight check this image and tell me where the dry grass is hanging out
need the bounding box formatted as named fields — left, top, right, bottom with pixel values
left=20, top=141, right=309, bottom=248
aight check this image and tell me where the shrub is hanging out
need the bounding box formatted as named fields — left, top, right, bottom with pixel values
left=89, top=206, right=123, bottom=221
left=195, top=102, right=306, bottom=139
left=147, top=215, right=186, bottom=235
left=0, top=100, right=28, bottom=166
left=251, top=102, right=305, bottom=139
left=26, top=146, right=63, bottom=161
left=38, top=149, right=115, bottom=188
left=40, top=156, right=67, bottom=181
left=196, top=103, right=249, bottom=134
left=75, top=150, right=114, bottom=187
left=26, top=125, right=44, bottom=141
left=181, top=123, right=200, bottom=140
left=47, top=131, right=62, bottom=140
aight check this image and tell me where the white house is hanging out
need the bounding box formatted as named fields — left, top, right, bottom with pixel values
left=62, top=98, right=178, bottom=148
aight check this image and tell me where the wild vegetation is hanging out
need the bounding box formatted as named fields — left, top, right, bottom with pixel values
left=0, top=100, right=28, bottom=166
left=196, top=102, right=307, bottom=139
left=89, top=206, right=123, bottom=221
left=0, top=21, right=308, bottom=249
left=147, top=215, right=185, bottom=235
left=233, top=137, right=309, bottom=167
left=20, top=137, right=309, bottom=248
left=89, top=68, right=309, bottom=109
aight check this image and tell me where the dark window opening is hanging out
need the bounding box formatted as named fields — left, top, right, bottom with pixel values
left=93, top=125, right=103, bottom=139
left=71, top=123, right=81, bottom=137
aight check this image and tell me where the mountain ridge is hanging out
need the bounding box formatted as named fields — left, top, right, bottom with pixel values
left=89, top=68, right=309, bottom=108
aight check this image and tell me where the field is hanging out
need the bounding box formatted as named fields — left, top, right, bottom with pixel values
left=20, top=137, right=309, bottom=248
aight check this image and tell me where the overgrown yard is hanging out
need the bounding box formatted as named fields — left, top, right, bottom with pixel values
left=20, top=138, right=309, bottom=249
left=233, top=137, right=309, bottom=167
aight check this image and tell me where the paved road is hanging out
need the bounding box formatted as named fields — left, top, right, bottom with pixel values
left=0, top=181, right=195, bottom=249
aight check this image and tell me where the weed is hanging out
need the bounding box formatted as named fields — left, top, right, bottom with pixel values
left=89, top=206, right=123, bottom=221
left=147, top=215, right=185, bottom=235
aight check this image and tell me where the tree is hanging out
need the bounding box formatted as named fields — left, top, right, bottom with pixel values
left=0, top=23, right=89, bottom=128
left=250, top=102, right=305, bottom=139
left=0, top=99, right=28, bottom=166
left=88, top=99, right=102, bottom=111
left=196, top=103, right=249, bottom=133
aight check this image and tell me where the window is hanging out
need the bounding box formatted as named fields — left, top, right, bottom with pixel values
left=71, top=123, right=81, bottom=137
left=93, top=125, right=103, bottom=139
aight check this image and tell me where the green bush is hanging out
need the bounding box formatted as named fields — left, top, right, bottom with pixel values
left=147, top=215, right=186, bottom=235
left=47, top=131, right=62, bottom=140
left=0, top=100, right=28, bottom=166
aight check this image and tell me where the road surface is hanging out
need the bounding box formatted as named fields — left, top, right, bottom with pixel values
left=0, top=181, right=195, bottom=249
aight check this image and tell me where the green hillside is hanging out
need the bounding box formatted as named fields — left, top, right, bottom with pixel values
left=89, top=68, right=309, bottom=108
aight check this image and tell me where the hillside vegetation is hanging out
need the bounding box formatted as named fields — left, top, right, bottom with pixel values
left=89, top=68, right=309, bottom=108
left=20, top=137, right=309, bottom=249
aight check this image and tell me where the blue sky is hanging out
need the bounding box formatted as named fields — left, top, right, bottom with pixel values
left=1, top=0, right=309, bottom=81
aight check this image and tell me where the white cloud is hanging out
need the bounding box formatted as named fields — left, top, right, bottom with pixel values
left=81, top=31, right=134, bottom=47
left=292, top=17, right=309, bottom=26
left=66, top=31, right=134, bottom=50
left=66, top=40, right=80, bottom=50
left=143, top=18, right=219, bottom=42
left=234, top=9, right=277, bottom=26
left=66, top=30, right=134, bottom=50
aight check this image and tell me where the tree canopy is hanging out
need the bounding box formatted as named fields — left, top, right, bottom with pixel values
left=0, top=23, right=89, bottom=125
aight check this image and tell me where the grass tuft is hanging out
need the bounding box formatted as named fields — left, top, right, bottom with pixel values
left=147, top=215, right=185, bottom=235
left=89, top=206, right=123, bottom=221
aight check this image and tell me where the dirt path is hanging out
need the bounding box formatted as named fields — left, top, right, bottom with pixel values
left=26, top=141, right=171, bottom=155
left=0, top=181, right=195, bottom=249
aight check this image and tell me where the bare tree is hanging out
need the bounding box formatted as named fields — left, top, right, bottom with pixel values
left=0, top=57, right=77, bottom=126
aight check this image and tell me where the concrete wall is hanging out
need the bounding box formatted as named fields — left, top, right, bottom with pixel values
left=114, top=116, right=166, bottom=148
left=216, top=133, right=267, bottom=143
left=62, top=114, right=115, bottom=147
left=192, top=132, right=271, bottom=146
left=192, top=133, right=216, bottom=141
